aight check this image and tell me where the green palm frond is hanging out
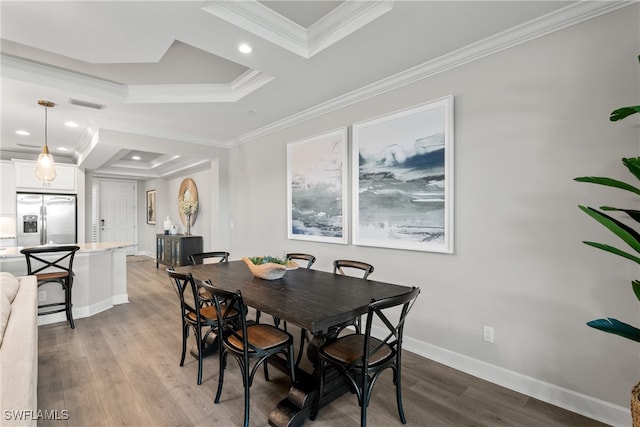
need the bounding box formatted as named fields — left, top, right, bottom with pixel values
left=610, top=106, right=640, bottom=122
left=582, top=241, right=640, bottom=265
left=633, top=280, right=640, bottom=302
left=578, top=206, right=640, bottom=255
left=623, top=157, right=640, bottom=181
left=587, top=318, right=640, bottom=343
left=599, top=206, right=640, bottom=224
left=574, top=176, right=640, bottom=196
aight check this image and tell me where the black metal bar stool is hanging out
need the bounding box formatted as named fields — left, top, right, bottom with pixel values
left=21, top=245, right=80, bottom=329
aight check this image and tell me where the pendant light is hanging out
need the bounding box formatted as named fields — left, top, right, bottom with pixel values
left=35, top=100, right=57, bottom=186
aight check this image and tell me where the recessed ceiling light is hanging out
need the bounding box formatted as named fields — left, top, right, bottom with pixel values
left=16, top=130, right=30, bottom=136
left=57, top=147, right=69, bottom=152
left=132, top=155, right=141, bottom=161
left=238, top=43, right=252, bottom=54
left=64, top=121, right=79, bottom=128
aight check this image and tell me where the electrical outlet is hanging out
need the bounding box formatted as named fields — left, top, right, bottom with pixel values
left=38, top=291, right=47, bottom=302
left=483, top=325, right=494, bottom=343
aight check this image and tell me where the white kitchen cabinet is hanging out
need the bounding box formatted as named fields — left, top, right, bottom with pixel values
left=14, top=160, right=77, bottom=193
left=0, top=161, right=16, bottom=214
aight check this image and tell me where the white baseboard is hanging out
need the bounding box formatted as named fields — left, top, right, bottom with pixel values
left=134, top=251, right=155, bottom=258
left=399, top=333, right=631, bottom=427
left=112, top=293, right=129, bottom=305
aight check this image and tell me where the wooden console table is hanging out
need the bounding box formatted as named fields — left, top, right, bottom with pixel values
left=156, top=234, right=202, bottom=268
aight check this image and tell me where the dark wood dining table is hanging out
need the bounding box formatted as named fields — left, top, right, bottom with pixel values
left=174, top=260, right=413, bottom=427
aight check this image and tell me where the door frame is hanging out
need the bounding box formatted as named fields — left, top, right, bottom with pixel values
left=92, top=178, right=138, bottom=254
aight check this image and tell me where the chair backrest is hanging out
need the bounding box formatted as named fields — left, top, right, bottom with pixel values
left=21, top=245, right=80, bottom=276
left=333, top=259, right=374, bottom=279
left=201, top=281, right=265, bottom=358
left=286, top=253, right=316, bottom=269
left=362, top=286, right=420, bottom=366
left=166, top=268, right=206, bottom=326
left=189, top=251, right=229, bottom=265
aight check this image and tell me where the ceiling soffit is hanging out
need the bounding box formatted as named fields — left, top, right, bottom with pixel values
left=1, top=53, right=274, bottom=104
left=202, top=0, right=394, bottom=58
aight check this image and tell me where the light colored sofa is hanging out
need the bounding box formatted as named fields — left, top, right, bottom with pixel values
left=1, top=272, right=38, bottom=427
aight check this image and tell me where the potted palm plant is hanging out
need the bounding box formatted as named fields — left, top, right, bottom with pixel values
left=574, top=55, right=640, bottom=425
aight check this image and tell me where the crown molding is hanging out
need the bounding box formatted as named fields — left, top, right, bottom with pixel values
left=1, top=54, right=127, bottom=101
left=94, top=118, right=229, bottom=148
left=307, top=1, right=394, bottom=58
left=202, top=0, right=394, bottom=59
left=125, top=70, right=274, bottom=103
left=228, top=0, right=635, bottom=147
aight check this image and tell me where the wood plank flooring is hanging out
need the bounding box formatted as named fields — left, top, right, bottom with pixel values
left=36, top=256, right=610, bottom=426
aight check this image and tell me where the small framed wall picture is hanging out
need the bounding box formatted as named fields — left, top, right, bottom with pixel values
left=146, top=190, right=156, bottom=224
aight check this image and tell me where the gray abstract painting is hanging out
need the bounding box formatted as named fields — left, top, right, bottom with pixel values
left=287, top=128, right=348, bottom=244
left=352, top=96, right=454, bottom=252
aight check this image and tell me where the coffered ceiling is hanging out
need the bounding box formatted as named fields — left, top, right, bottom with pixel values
left=0, top=1, right=630, bottom=179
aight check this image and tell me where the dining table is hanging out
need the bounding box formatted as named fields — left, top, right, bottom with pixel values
left=174, top=260, right=414, bottom=427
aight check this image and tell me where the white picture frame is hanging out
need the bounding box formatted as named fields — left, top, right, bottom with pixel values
left=351, top=96, right=454, bottom=253
left=287, top=128, right=349, bottom=244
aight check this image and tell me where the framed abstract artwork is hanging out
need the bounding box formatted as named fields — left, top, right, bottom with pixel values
left=287, top=128, right=348, bottom=244
left=351, top=95, right=454, bottom=253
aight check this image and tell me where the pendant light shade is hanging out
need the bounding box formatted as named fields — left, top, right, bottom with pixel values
left=35, top=100, right=56, bottom=185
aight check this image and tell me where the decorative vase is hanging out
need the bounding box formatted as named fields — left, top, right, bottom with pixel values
left=242, top=257, right=298, bottom=280
left=186, top=213, right=191, bottom=236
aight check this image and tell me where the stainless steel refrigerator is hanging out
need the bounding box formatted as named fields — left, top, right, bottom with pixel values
left=16, top=193, right=77, bottom=246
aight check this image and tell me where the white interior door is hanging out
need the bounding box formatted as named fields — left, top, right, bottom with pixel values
left=99, top=180, right=136, bottom=254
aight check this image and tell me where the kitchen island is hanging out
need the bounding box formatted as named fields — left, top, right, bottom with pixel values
left=0, top=242, right=135, bottom=326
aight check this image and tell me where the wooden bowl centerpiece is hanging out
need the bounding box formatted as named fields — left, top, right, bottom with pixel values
left=242, top=256, right=299, bottom=280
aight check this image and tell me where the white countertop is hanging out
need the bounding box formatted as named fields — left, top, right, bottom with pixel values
left=0, top=242, right=136, bottom=258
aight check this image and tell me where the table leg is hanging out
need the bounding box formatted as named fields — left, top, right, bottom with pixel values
left=268, top=329, right=351, bottom=427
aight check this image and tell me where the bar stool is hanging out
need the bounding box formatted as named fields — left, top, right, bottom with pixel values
left=21, top=245, right=80, bottom=329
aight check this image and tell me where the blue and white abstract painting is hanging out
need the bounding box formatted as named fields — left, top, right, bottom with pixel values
left=352, top=96, right=454, bottom=253
left=287, top=128, right=348, bottom=244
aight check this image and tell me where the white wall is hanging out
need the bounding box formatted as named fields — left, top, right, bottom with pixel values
left=138, top=157, right=230, bottom=256
left=227, top=6, right=640, bottom=425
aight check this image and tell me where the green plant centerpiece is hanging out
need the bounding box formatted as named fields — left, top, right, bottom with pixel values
left=575, top=55, right=640, bottom=424
left=242, top=255, right=299, bottom=280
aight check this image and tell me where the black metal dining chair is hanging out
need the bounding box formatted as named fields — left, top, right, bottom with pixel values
left=254, top=253, right=317, bottom=331
left=285, top=253, right=316, bottom=269
left=333, top=259, right=374, bottom=279
left=310, top=286, right=421, bottom=427
left=202, top=282, right=296, bottom=427
left=333, top=259, right=375, bottom=334
left=189, top=251, right=230, bottom=306
left=166, top=268, right=238, bottom=385
left=188, top=251, right=229, bottom=265
left=21, top=245, right=80, bottom=329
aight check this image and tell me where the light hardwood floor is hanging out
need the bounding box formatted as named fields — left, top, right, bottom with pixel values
left=37, top=256, right=609, bottom=426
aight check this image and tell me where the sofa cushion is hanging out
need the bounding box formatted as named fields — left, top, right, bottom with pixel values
left=0, top=294, right=10, bottom=346
left=0, top=272, right=20, bottom=303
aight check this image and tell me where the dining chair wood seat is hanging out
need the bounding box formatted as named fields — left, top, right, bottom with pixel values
left=311, top=286, right=420, bottom=427
left=202, top=281, right=296, bottom=427
left=225, top=324, right=292, bottom=351
left=21, top=245, right=80, bottom=329
left=185, top=305, right=237, bottom=324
